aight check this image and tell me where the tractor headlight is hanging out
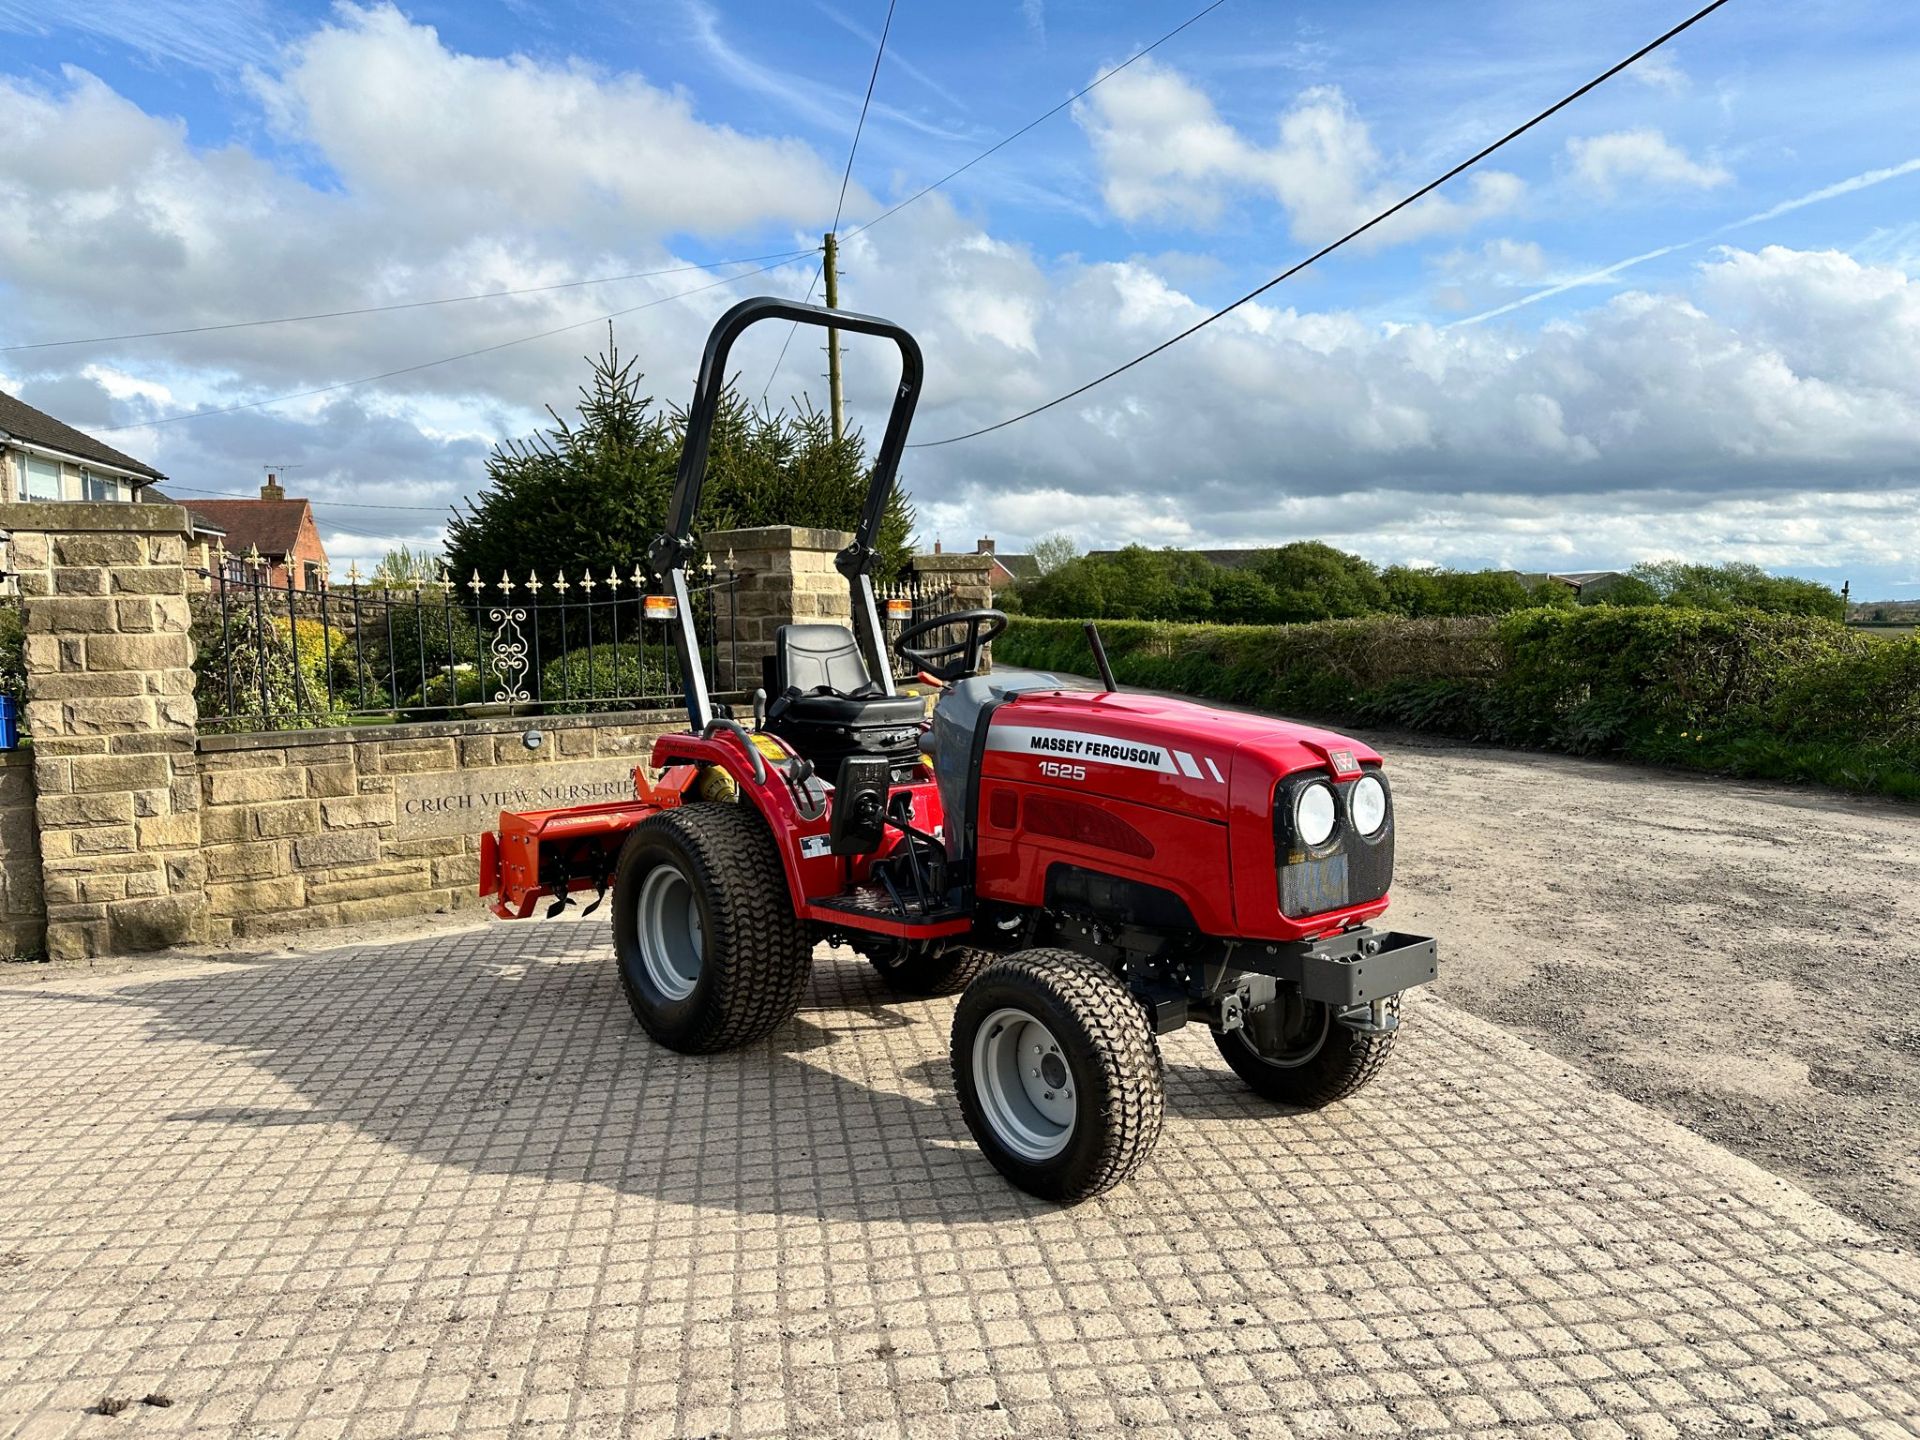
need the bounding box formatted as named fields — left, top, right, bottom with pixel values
left=1293, top=783, right=1337, bottom=848
left=1348, top=774, right=1388, bottom=837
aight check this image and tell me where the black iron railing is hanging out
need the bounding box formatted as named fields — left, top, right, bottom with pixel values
left=191, top=558, right=741, bottom=733
left=877, top=576, right=956, bottom=680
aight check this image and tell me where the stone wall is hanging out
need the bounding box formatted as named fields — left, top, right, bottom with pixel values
left=196, top=708, right=681, bottom=940
left=0, top=508, right=845, bottom=959
left=0, top=751, right=44, bottom=958
left=0, top=502, right=207, bottom=959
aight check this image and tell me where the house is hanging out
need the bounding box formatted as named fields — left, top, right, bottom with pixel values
left=970, top=538, right=1038, bottom=591
left=0, top=389, right=165, bottom=503
left=170, top=474, right=330, bottom=591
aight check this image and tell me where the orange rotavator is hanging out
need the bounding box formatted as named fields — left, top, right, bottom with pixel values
left=481, top=297, right=1437, bottom=1203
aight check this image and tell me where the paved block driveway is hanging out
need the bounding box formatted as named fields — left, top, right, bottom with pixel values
left=2, top=920, right=1917, bottom=1439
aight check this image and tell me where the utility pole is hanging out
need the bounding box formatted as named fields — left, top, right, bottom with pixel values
left=822, top=231, right=845, bottom=443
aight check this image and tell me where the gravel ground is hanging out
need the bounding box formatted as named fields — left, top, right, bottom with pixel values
left=1369, top=735, right=1920, bottom=1248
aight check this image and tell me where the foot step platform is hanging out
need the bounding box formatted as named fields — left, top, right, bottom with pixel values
left=806, top=886, right=973, bottom=939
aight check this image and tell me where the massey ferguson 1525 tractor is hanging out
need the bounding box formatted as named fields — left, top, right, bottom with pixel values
left=479, top=297, right=1438, bottom=1203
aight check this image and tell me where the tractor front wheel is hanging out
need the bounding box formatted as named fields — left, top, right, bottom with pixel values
left=1213, top=993, right=1400, bottom=1107
left=612, top=803, right=812, bottom=1054
left=951, top=950, right=1164, bottom=1204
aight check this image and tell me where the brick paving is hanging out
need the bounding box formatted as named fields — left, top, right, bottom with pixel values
left=2, top=919, right=1917, bottom=1439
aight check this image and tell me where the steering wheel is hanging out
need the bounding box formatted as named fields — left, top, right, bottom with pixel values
left=893, top=608, right=1008, bottom=683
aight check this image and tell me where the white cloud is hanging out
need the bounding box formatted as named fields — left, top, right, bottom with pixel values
left=1628, top=53, right=1688, bottom=95
left=1566, top=127, right=1732, bottom=196
left=259, top=4, right=840, bottom=242
left=1076, top=63, right=1522, bottom=246
left=4, top=20, right=1917, bottom=591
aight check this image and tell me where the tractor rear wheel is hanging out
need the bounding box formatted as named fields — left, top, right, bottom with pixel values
left=868, top=944, right=993, bottom=997
left=612, top=803, right=811, bottom=1054
left=951, top=950, right=1164, bottom=1204
left=1213, top=993, right=1400, bottom=1107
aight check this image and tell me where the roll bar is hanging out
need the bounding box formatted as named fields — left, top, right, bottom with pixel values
left=645, top=296, right=924, bottom=730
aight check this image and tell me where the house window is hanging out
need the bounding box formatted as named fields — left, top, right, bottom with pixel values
left=305, top=563, right=324, bottom=591
left=82, top=470, right=124, bottom=502
left=23, top=455, right=64, bottom=501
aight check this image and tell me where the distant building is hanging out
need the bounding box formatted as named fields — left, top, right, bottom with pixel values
left=0, top=390, right=164, bottom=503
left=972, top=537, right=1038, bottom=591
left=1504, top=569, right=1629, bottom=599
left=171, top=474, right=330, bottom=591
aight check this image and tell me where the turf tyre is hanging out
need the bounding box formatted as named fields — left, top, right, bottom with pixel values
left=612, top=803, right=811, bottom=1054
left=1213, top=994, right=1400, bottom=1107
left=868, top=945, right=994, bottom=997
left=951, top=949, right=1164, bottom=1204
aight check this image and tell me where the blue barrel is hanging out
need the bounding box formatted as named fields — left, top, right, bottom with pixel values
left=0, top=695, right=16, bottom=750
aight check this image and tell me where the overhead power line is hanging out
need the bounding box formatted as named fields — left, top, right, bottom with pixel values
left=164, top=482, right=449, bottom=514
left=0, top=249, right=819, bottom=354
left=846, top=0, right=1229, bottom=240
left=764, top=0, right=896, bottom=400
left=835, top=0, right=897, bottom=236
left=97, top=253, right=805, bottom=433
left=910, top=0, right=1737, bottom=449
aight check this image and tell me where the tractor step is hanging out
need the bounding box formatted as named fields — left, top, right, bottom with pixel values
left=807, top=886, right=972, bottom=940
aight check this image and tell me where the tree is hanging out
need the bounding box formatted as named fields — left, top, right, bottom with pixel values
left=1029, top=532, right=1080, bottom=575
left=1251, top=542, right=1387, bottom=622
left=447, top=333, right=915, bottom=587
left=369, top=545, right=445, bottom=586
left=1625, top=561, right=1844, bottom=619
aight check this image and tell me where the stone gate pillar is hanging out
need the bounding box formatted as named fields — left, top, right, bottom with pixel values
left=909, top=550, right=997, bottom=672
left=0, top=502, right=206, bottom=958
left=703, top=526, right=854, bottom=694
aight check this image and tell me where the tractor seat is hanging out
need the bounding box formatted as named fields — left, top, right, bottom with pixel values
left=762, top=623, right=925, bottom=777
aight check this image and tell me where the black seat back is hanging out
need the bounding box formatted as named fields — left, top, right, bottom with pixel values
left=768, top=623, right=878, bottom=698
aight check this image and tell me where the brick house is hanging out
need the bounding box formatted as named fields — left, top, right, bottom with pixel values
left=937, top=537, right=1037, bottom=592
left=178, top=474, right=330, bottom=591
left=0, top=389, right=165, bottom=503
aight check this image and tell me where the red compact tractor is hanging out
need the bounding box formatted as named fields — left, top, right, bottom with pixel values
left=480, top=297, right=1438, bottom=1202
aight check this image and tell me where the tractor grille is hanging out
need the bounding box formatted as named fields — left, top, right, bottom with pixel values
left=1272, top=766, right=1395, bottom=919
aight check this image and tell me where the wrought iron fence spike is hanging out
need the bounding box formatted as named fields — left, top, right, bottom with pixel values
left=581, top=571, right=596, bottom=593
left=468, top=569, right=483, bottom=594
left=631, top=565, right=646, bottom=589
left=554, top=570, right=569, bottom=594
left=606, top=567, right=620, bottom=589
left=499, top=569, right=514, bottom=595
left=525, top=571, right=542, bottom=594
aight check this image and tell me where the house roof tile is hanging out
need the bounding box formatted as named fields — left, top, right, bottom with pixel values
left=0, top=390, right=165, bottom=481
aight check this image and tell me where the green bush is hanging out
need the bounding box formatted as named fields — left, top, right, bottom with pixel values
left=539, top=643, right=671, bottom=714
left=0, top=605, right=23, bottom=708
left=997, top=610, right=1920, bottom=799
left=190, top=605, right=343, bottom=731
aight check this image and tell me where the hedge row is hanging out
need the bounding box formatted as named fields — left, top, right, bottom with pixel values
left=996, top=610, right=1920, bottom=799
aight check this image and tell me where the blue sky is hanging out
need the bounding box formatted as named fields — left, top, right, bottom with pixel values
left=2, top=0, right=1918, bottom=595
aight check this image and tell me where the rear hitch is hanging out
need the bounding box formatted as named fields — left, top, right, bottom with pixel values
left=1334, top=998, right=1400, bottom=1036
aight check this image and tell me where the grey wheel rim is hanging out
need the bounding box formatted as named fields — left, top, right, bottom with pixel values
left=636, top=863, right=704, bottom=1001
left=972, top=1006, right=1076, bottom=1161
left=1231, top=995, right=1329, bottom=1069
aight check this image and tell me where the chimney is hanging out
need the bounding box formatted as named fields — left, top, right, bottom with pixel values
left=261, top=473, right=285, bottom=501
left=976, top=536, right=995, bottom=555
left=934, top=538, right=943, bottom=555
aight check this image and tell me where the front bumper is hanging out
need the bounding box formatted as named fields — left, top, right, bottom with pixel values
left=1231, top=926, right=1437, bottom=1008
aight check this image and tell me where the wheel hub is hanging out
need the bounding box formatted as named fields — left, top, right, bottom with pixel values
left=972, top=1007, right=1076, bottom=1161
left=1232, top=992, right=1329, bottom=1068
left=635, top=863, right=704, bottom=1001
